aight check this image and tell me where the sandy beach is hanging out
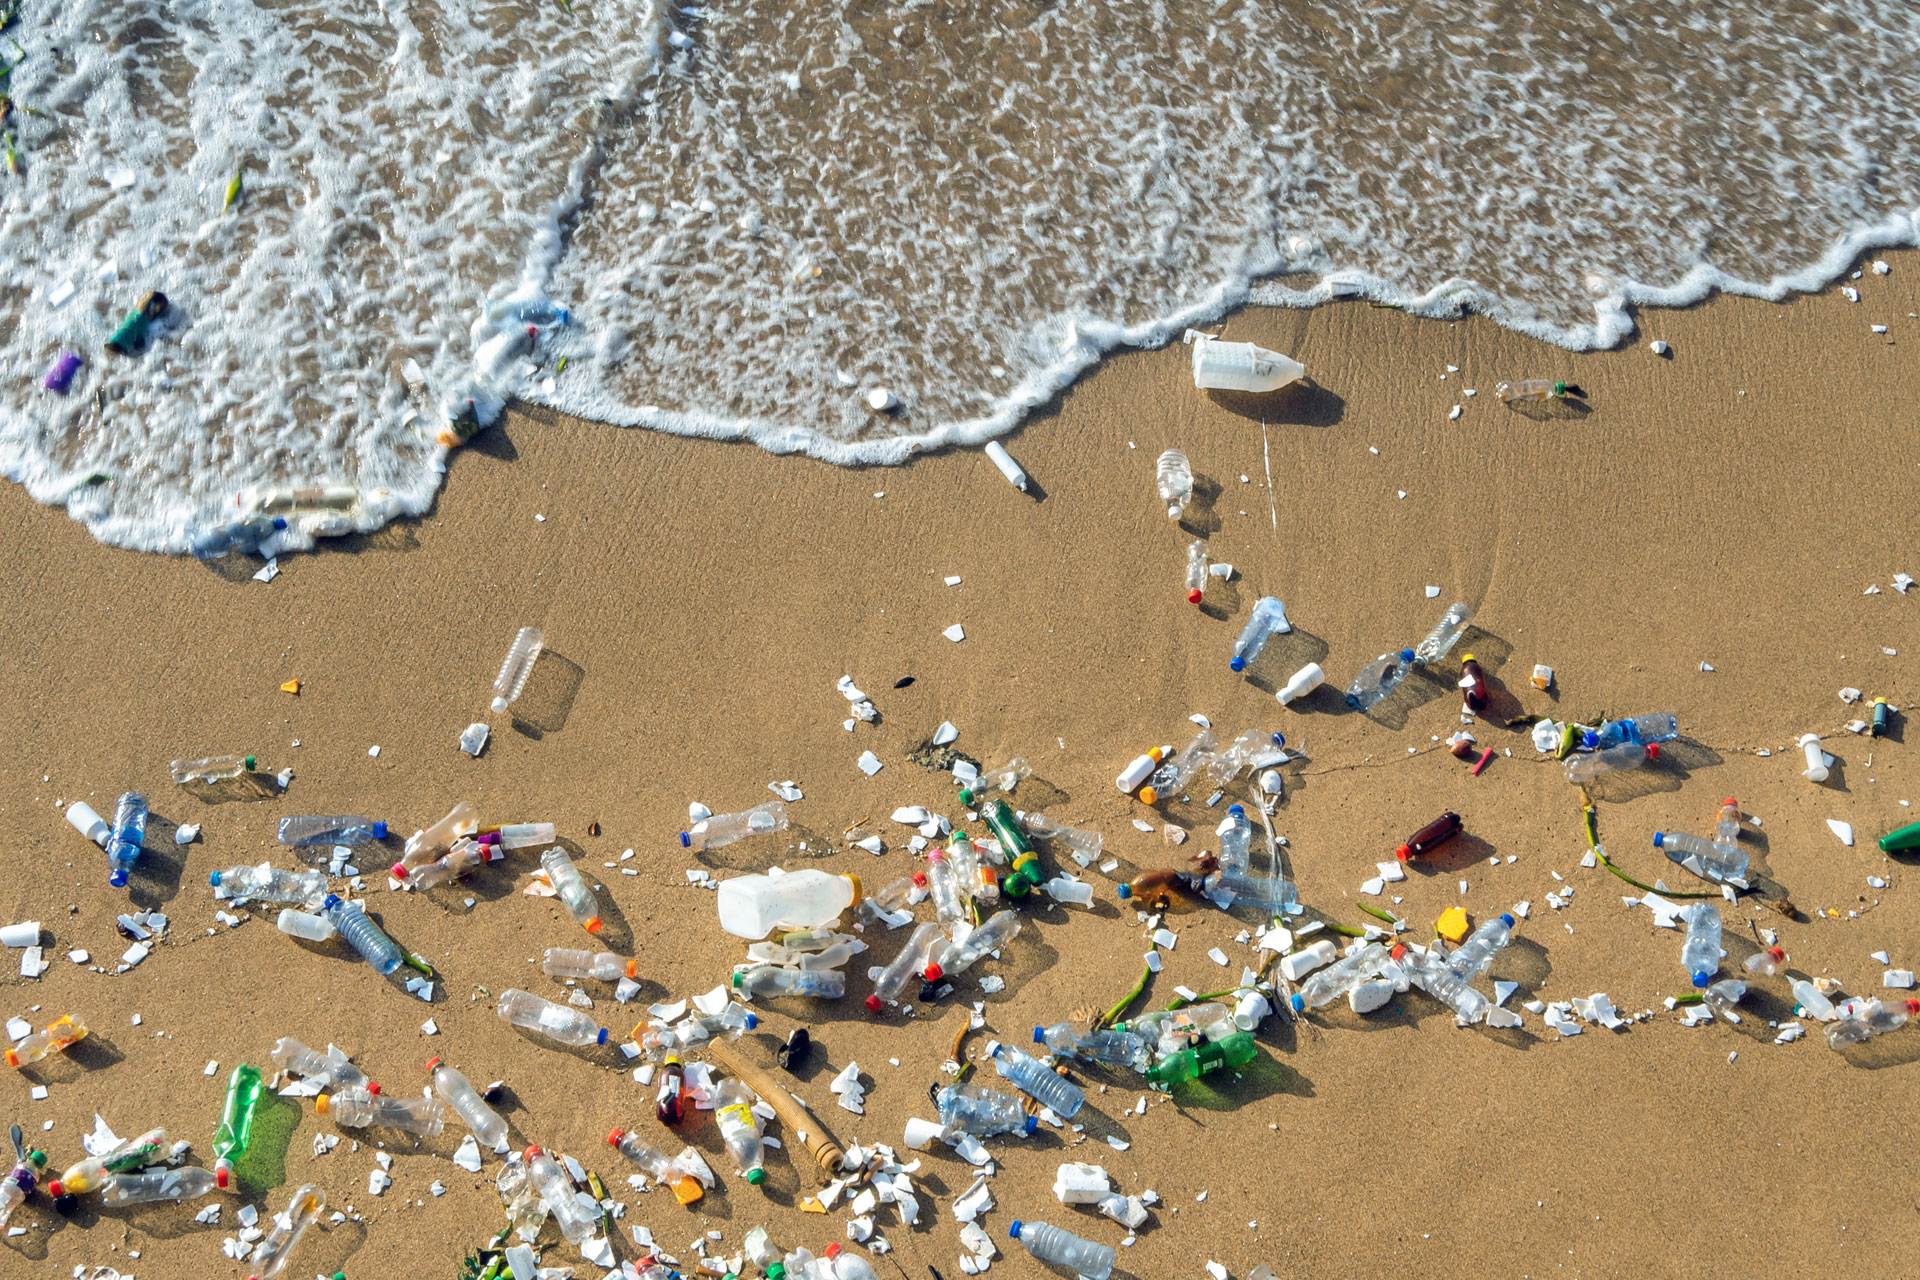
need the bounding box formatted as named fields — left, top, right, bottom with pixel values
left=2, top=255, right=1917, bottom=1280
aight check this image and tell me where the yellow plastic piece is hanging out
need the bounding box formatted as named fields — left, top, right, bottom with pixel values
left=1435, top=907, right=1470, bottom=943
left=281, top=678, right=301, bottom=695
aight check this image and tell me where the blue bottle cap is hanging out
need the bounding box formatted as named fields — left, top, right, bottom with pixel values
left=1008, top=1220, right=1024, bottom=1238
left=679, top=832, right=692, bottom=847
left=1583, top=731, right=1598, bottom=749
left=1230, top=656, right=1247, bottom=672
left=743, top=1013, right=758, bottom=1030
left=1400, top=648, right=1415, bottom=661
left=1023, top=1115, right=1038, bottom=1135
left=272, top=516, right=288, bottom=530
left=1692, top=972, right=1710, bottom=989
left=208, top=870, right=223, bottom=886
left=1116, top=883, right=1132, bottom=899
left=109, top=870, right=128, bottom=888
left=323, top=893, right=343, bottom=910
left=1500, top=913, right=1515, bottom=927
left=1270, top=731, right=1285, bottom=748
left=1289, top=992, right=1305, bottom=1013
left=1652, top=832, right=1668, bottom=847
left=1228, top=804, right=1244, bottom=817
left=372, top=822, right=389, bottom=839
left=596, top=1028, right=609, bottom=1045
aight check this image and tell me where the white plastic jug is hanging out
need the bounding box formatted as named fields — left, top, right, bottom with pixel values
left=1184, top=329, right=1304, bottom=393
left=716, top=869, right=862, bottom=939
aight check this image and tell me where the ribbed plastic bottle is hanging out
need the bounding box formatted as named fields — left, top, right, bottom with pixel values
left=1652, top=830, right=1749, bottom=883
left=1215, top=805, right=1253, bottom=878
left=106, top=792, right=147, bottom=888
left=1564, top=741, right=1658, bottom=783
left=98, top=1165, right=218, bottom=1206
left=1408, top=948, right=1492, bottom=1023
left=1019, top=812, right=1103, bottom=859
left=317, top=1086, right=448, bottom=1136
left=1008, top=1220, right=1114, bottom=1280
left=497, top=989, right=608, bottom=1047
left=682, top=799, right=790, bottom=850
left=608, top=1129, right=703, bottom=1204
left=320, top=895, right=404, bottom=975
left=733, top=966, right=846, bottom=1000
left=959, top=759, right=1031, bottom=807
left=48, top=1126, right=167, bottom=1197
left=538, top=847, right=604, bottom=934
left=429, top=1059, right=506, bottom=1147
left=1413, top=602, right=1474, bottom=665
left=1156, top=449, right=1193, bottom=520
left=937, top=1083, right=1038, bottom=1137
left=281, top=815, right=389, bottom=847
left=491, top=626, right=544, bottom=713
left=933, top=910, right=1022, bottom=978
left=1680, top=902, right=1722, bottom=989
left=523, top=1146, right=599, bottom=1244
left=991, top=1043, right=1084, bottom=1118
left=1346, top=649, right=1415, bottom=710
left=247, top=1183, right=325, bottom=1280
left=210, top=863, right=329, bottom=906
left=1445, top=913, right=1515, bottom=981
left=543, top=949, right=636, bottom=982
left=712, top=1078, right=767, bottom=1185
left=866, top=922, right=944, bottom=1010
left=1591, top=713, right=1679, bottom=749
left=1184, top=540, right=1209, bottom=604
left=1229, top=597, right=1290, bottom=672
left=1033, top=1023, right=1147, bottom=1069
left=170, top=753, right=255, bottom=783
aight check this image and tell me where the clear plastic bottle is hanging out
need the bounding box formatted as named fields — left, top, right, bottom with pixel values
left=1289, top=942, right=1392, bottom=1012
left=991, top=1043, right=1085, bottom=1118
left=942, top=831, right=995, bottom=905
left=924, top=849, right=970, bottom=935
left=320, top=894, right=404, bottom=975
left=1680, top=902, right=1722, bottom=989
left=1155, top=448, right=1193, bottom=520
left=960, top=758, right=1032, bottom=807
left=1229, top=597, right=1290, bottom=672
left=397, top=836, right=494, bottom=889
left=170, top=753, right=256, bottom=783
left=5, top=1014, right=87, bottom=1068
left=106, top=792, right=147, bottom=888
left=486, top=296, right=571, bottom=327
left=1653, top=830, right=1749, bottom=883
left=540, top=847, right=604, bottom=934
left=608, top=1128, right=704, bottom=1204
left=681, top=799, right=790, bottom=850
left=1146, top=1029, right=1258, bottom=1085
left=275, top=908, right=337, bottom=942
left=270, top=1037, right=367, bottom=1092
left=1743, top=945, right=1787, bottom=976
left=1591, top=713, right=1679, bottom=749
left=1200, top=730, right=1287, bottom=790
left=210, top=863, right=329, bottom=906
left=1714, top=798, right=1742, bottom=847
left=429, top=1059, right=508, bottom=1147
left=1139, top=728, right=1217, bottom=804
left=212, top=1063, right=263, bottom=1187
left=247, top=1183, right=325, bottom=1280
left=491, top=626, right=544, bottom=713
left=487, top=822, right=559, bottom=850
left=1827, top=997, right=1918, bottom=1048
left=0, top=1141, right=48, bottom=1227
left=857, top=871, right=925, bottom=924
left=1033, top=1022, right=1147, bottom=1069
left=1413, top=603, right=1474, bottom=666
left=716, top=868, right=859, bottom=939
left=523, top=1146, right=600, bottom=1244
left=1216, top=861, right=1298, bottom=913
left=1564, top=741, right=1658, bottom=783
left=1019, top=812, right=1103, bottom=860
left=1445, top=913, right=1515, bottom=981
left=1346, top=649, right=1416, bottom=711
left=400, top=803, right=477, bottom=867
left=1792, top=978, right=1836, bottom=1022
left=48, top=1126, right=167, bottom=1196
left=937, top=1082, right=1038, bottom=1137
left=189, top=514, right=286, bottom=559
left=733, top=966, right=846, bottom=1000
left=867, top=922, right=945, bottom=1010
left=823, top=1242, right=881, bottom=1280
left=99, top=1164, right=218, bottom=1206
left=712, top=1078, right=767, bottom=1185
left=543, top=949, right=636, bottom=982
left=1008, top=1219, right=1114, bottom=1280
left=1124, top=1003, right=1235, bottom=1055
left=933, top=909, right=1022, bottom=978
left=1409, top=948, right=1492, bottom=1024
left=1184, top=540, right=1209, bottom=604
left=1496, top=378, right=1568, bottom=402
left=497, top=989, right=609, bottom=1046
left=281, top=815, right=389, bottom=848
left=317, top=1086, right=448, bottom=1136
left=1215, top=805, right=1254, bottom=879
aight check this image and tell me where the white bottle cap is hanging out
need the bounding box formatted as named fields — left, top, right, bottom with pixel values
left=0, top=921, right=42, bottom=948
left=66, top=800, right=109, bottom=845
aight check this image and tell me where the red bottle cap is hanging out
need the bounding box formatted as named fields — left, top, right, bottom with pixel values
left=923, top=962, right=944, bottom=982
left=390, top=862, right=409, bottom=879
left=607, top=1128, right=625, bottom=1146
left=425, top=1057, right=443, bottom=1074
left=367, top=1082, right=382, bottom=1095
left=1908, top=998, right=1920, bottom=1015
left=911, top=871, right=927, bottom=888
left=864, top=995, right=883, bottom=1013
left=1722, top=797, right=1738, bottom=807
left=1394, top=844, right=1413, bottom=861
left=825, top=1244, right=844, bottom=1260
left=523, top=1145, right=542, bottom=1161
left=1187, top=588, right=1202, bottom=604
left=47, top=1179, right=64, bottom=1197
left=1767, top=947, right=1785, bottom=961
left=1645, top=744, right=1660, bottom=759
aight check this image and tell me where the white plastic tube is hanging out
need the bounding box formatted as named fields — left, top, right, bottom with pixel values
left=1798, top=733, right=1830, bottom=782
left=983, top=440, right=1029, bottom=492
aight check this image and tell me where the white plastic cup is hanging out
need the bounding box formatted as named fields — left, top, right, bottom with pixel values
left=0, top=921, right=42, bottom=948
left=1233, top=990, right=1273, bottom=1031
left=66, top=801, right=109, bottom=845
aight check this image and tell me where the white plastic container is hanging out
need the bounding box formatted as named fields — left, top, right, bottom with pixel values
left=716, top=870, right=861, bottom=939
left=1277, top=662, right=1325, bottom=706
left=1052, top=1161, right=1111, bottom=1204
left=1280, top=939, right=1336, bottom=981
left=275, top=909, right=337, bottom=942
left=1184, top=329, right=1304, bottom=393
left=66, top=801, right=109, bottom=845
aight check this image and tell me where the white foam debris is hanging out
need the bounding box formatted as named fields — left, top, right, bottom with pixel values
left=174, top=823, right=201, bottom=845
left=943, top=624, right=966, bottom=642
left=1827, top=819, right=1854, bottom=846
left=933, top=721, right=960, bottom=745
left=459, top=722, right=490, bottom=756
left=857, top=751, right=884, bottom=776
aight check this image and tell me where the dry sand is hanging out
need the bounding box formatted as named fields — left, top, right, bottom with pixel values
left=2, top=254, right=1918, bottom=1280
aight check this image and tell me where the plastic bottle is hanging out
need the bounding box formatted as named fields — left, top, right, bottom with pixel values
left=980, top=800, right=1043, bottom=897
left=1346, top=649, right=1415, bottom=711
left=542, top=949, right=636, bottom=982
left=98, top=1165, right=218, bottom=1206
left=958, top=759, right=1031, bottom=807
left=1445, top=914, right=1515, bottom=980
left=1116, top=867, right=1214, bottom=908
left=857, top=872, right=925, bottom=924
left=486, top=296, right=571, bottom=327
left=1009, top=1219, right=1115, bottom=1280
left=1680, top=902, right=1722, bottom=989
left=106, top=791, right=147, bottom=888
left=733, top=966, right=846, bottom=1000
left=212, top=1064, right=262, bottom=1187
left=823, top=1242, right=881, bottom=1280
left=1413, top=602, right=1474, bottom=665
left=491, top=626, right=544, bottom=713
left=1827, top=997, right=1918, bottom=1048
left=1798, top=733, right=1830, bottom=783
left=170, top=753, right=256, bottom=783
left=1592, top=713, right=1679, bottom=749
left=1791, top=978, right=1836, bottom=1022
left=397, top=835, right=497, bottom=889
left=1278, top=662, right=1325, bottom=706
left=1743, top=945, right=1787, bottom=977
left=524, top=1147, right=599, bottom=1244
left=655, top=1054, right=689, bottom=1126
left=1652, top=830, right=1749, bottom=883
left=716, top=869, right=859, bottom=939
left=540, top=847, right=604, bottom=934
left=1289, top=942, right=1392, bottom=1012
left=270, top=1037, right=368, bottom=1092
left=280, top=815, right=389, bottom=847
left=682, top=799, right=790, bottom=850
left=1215, top=805, right=1254, bottom=878
left=1880, top=820, right=1920, bottom=853
left=498, top=989, right=609, bottom=1047
left=486, top=822, right=559, bottom=850
left=189, top=515, right=287, bottom=559
left=1147, top=1030, right=1258, bottom=1085
left=1408, top=948, right=1492, bottom=1024
left=1216, top=862, right=1298, bottom=912
left=937, top=1082, right=1037, bottom=1137
left=317, top=1086, right=448, bottom=1136
left=1395, top=811, right=1462, bottom=862
left=638, top=1007, right=757, bottom=1057
left=1229, top=597, right=1291, bottom=672
left=1185, top=330, right=1306, bottom=394
left=1871, top=696, right=1892, bottom=737
left=933, top=909, right=1022, bottom=979
left=1034, top=1022, right=1147, bottom=1069
left=1019, top=812, right=1103, bottom=860
left=1123, top=1003, right=1236, bottom=1054
left=1184, top=540, right=1209, bottom=604
left=1460, top=654, right=1489, bottom=711
left=1140, top=728, right=1216, bottom=804
left=866, top=922, right=944, bottom=1010
left=991, top=1043, right=1084, bottom=1118
left=428, top=1059, right=507, bottom=1147
left=1714, top=798, right=1742, bottom=847
left=1495, top=378, right=1568, bottom=402
left=711, top=1078, right=767, bottom=1185
left=1565, top=740, right=1658, bottom=783
left=1199, top=729, right=1287, bottom=789
left=0, top=1139, right=48, bottom=1227
left=104, top=290, right=169, bottom=354
left=210, top=863, right=329, bottom=906
left=608, top=1128, right=703, bottom=1204
left=1155, top=449, right=1192, bottom=520
left=48, top=1126, right=167, bottom=1197
left=320, top=895, right=404, bottom=975
left=275, top=908, right=337, bottom=942
left=1115, top=745, right=1171, bottom=794
left=5, top=1014, right=87, bottom=1068
left=246, top=1183, right=325, bottom=1280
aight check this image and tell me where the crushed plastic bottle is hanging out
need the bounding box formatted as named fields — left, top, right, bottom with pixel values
left=320, top=894, right=404, bottom=975
left=540, top=847, right=604, bottom=934
left=281, top=814, right=389, bottom=848
left=212, top=1064, right=262, bottom=1186
left=958, top=759, right=1030, bottom=807
left=491, top=626, right=544, bottom=713
left=498, top=989, right=608, bottom=1046
left=991, top=1043, right=1084, bottom=1118
left=189, top=515, right=287, bottom=560
left=48, top=1126, right=166, bottom=1197
left=170, top=753, right=256, bottom=783
left=430, top=1059, right=508, bottom=1147
left=1116, top=867, right=1215, bottom=908
left=1408, top=947, right=1493, bottom=1024
left=1290, top=942, right=1393, bottom=1012
left=246, top=1183, right=325, bottom=1280
left=317, top=1086, right=448, bottom=1136
left=1184, top=540, right=1209, bottom=604
left=609, top=1129, right=704, bottom=1204
left=923, top=849, right=970, bottom=936
left=1395, top=811, right=1463, bottom=862
left=1827, top=997, right=1919, bottom=1048
left=734, top=966, right=847, bottom=1000
left=1199, top=729, right=1287, bottom=789
left=1564, top=740, right=1658, bottom=783
left=210, top=863, right=329, bottom=906
left=937, top=1082, right=1037, bottom=1137
left=1445, top=914, right=1515, bottom=980
left=716, top=868, right=858, bottom=939
left=275, top=908, right=337, bottom=942
left=638, top=1007, right=758, bottom=1058
left=5, top=1014, right=87, bottom=1069
left=1496, top=378, right=1568, bottom=402
left=1008, top=1219, right=1115, bottom=1280
left=1033, top=1023, right=1147, bottom=1069
left=98, top=1164, right=218, bottom=1206
left=523, top=1146, right=599, bottom=1243
left=400, top=802, right=478, bottom=869
left=270, top=1037, right=367, bottom=1092
left=106, top=791, right=147, bottom=888
left=682, top=799, right=790, bottom=850
left=857, top=871, right=925, bottom=925
left=542, top=949, right=637, bottom=982
left=1681, top=902, right=1723, bottom=989
left=939, top=831, right=994, bottom=906
left=1155, top=449, right=1193, bottom=520
left=712, top=1078, right=768, bottom=1185
left=397, top=835, right=497, bottom=889
left=866, top=922, right=945, bottom=1010
left=1413, top=602, right=1474, bottom=665
left=486, top=295, right=571, bottom=327
left=1123, top=1003, right=1236, bottom=1055
left=1146, top=1029, right=1258, bottom=1085
left=1743, top=945, right=1787, bottom=977
left=934, top=910, right=1023, bottom=979
left=1653, top=830, right=1749, bottom=884
left=1229, top=597, right=1291, bottom=672
left=1139, top=728, right=1217, bottom=805
left=1591, top=713, right=1679, bottom=749
left=1346, top=649, right=1416, bottom=711
left=1019, top=812, right=1103, bottom=860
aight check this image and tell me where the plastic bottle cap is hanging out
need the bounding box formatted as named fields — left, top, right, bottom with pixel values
left=1400, top=648, right=1415, bottom=661
left=1230, top=655, right=1248, bottom=671
left=1117, top=883, right=1132, bottom=899
left=109, top=870, right=128, bottom=887
left=826, top=1243, right=843, bottom=1259
left=372, top=821, right=389, bottom=839
left=1722, top=798, right=1738, bottom=807
left=523, top=1145, right=543, bottom=1160
left=367, top=1081, right=381, bottom=1094
left=1767, top=948, right=1784, bottom=961
left=1645, top=744, right=1660, bottom=759
left=1137, top=785, right=1159, bottom=804
left=323, top=894, right=343, bottom=910
left=745, top=1168, right=766, bottom=1185
left=864, top=995, right=883, bottom=1013
left=425, top=1057, right=443, bottom=1074
left=625, top=959, right=640, bottom=980
left=1652, top=832, right=1668, bottom=848
left=911, top=872, right=927, bottom=887
left=595, top=1028, right=609, bottom=1045
left=731, top=973, right=745, bottom=989
left=1394, top=844, right=1413, bottom=861
left=315, top=1094, right=332, bottom=1115
left=1023, top=1115, right=1039, bottom=1134
left=1582, top=731, right=1597, bottom=748
left=1008, top=1220, right=1024, bottom=1238
left=679, top=831, right=692, bottom=847
left=208, top=870, right=223, bottom=886
left=47, top=1180, right=64, bottom=1197
left=1907, top=998, right=1920, bottom=1015
left=923, top=963, right=944, bottom=982
left=1692, top=972, right=1710, bottom=989
left=243, top=756, right=257, bottom=769
left=390, top=863, right=410, bottom=879
left=1032, top=1026, right=1046, bottom=1044
left=1289, top=993, right=1305, bottom=1013
left=584, top=917, right=604, bottom=934
left=1187, top=588, right=1202, bottom=604
left=766, top=1265, right=787, bottom=1280
left=1499, top=913, right=1515, bottom=927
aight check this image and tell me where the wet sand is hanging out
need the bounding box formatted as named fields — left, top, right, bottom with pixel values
left=1, top=255, right=1917, bottom=1279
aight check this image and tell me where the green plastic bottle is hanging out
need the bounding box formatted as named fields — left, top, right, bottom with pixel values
left=981, top=800, right=1042, bottom=897
left=212, top=1063, right=263, bottom=1187
left=1145, top=1030, right=1258, bottom=1086
left=1879, top=821, right=1920, bottom=854
left=104, top=291, right=169, bottom=355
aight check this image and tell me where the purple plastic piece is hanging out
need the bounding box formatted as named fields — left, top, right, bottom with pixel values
left=42, top=351, right=84, bottom=393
